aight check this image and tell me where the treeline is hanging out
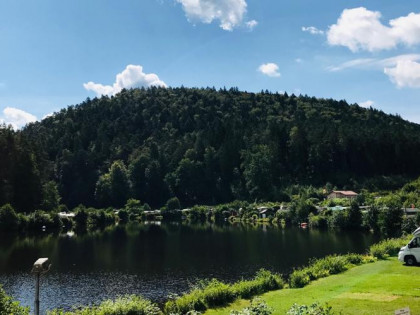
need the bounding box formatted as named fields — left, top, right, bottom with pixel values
left=3, top=87, right=420, bottom=212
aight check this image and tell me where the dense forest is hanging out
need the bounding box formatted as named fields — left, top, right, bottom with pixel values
left=2, top=87, right=420, bottom=212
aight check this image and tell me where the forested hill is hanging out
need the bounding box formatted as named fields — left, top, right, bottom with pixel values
left=3, top=87, right=420, bottom=211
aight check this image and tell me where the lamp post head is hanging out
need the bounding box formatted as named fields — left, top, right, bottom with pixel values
left=32, top=258, right=50, bottom=273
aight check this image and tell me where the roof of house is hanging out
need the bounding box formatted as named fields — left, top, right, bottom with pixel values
left=330, top=190, right=358, bottom=196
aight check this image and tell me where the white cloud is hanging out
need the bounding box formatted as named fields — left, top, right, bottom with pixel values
left=327, top=54, right=420, bottom=89
left=0, top=107, right=37, bottom=129
left=83, top=65, right=166, bottom=96
left=302, top=26, right=324, bottom=35
left=384, top=59, right=420, bottom=88
left=295, top=58, right=303, bottom=63
left=176, top=0, right=249, bottom=31
left=258, top=63, right=281, bottom=77
left=359, top=100, right=374, bottom=108
left=327, top=7, right=420, bottom=52
left=246, top=20, right=258, bottom=30
left=327, top=54, right=420, bottom=72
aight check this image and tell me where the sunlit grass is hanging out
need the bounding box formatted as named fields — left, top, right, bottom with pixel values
left=205, top=258, right=420, bottom=315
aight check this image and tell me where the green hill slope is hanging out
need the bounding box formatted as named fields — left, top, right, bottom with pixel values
left=3, top=87, right=420, bottom=211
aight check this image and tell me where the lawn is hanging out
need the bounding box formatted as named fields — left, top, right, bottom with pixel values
left=205, top=258, right=420, bottom=315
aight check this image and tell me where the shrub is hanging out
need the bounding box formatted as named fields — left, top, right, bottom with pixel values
left=289, top=269, right=311, bottom=288
left=327, top=211, right=347, bottom=229
left=369, top=236, right=411, bottom=259
left=289, top=254, right=367, bottom=288
left=401, top=217, right=417, bottom=235
left=378, top=203, right=403, bottom=237
left=164, top=279, right=235, bottom=314
left=74, top=206, right=88, bottom=228
left=308, top=214, right=328, bottom=229
left=0, top=204, right=19, bottom=230
left=118, top=209, right=129, bottom=223
left=48, top=295, right=161, bottom=315
left=286, top=302, right=335, bottom=315
left=0, top=285, right=29, bottom=315
left=346, top=202, right=362, bottom=229
left=27, top=210, right=55, bottom=230
left=230, top=298, right=273, bottom=315
left=232, top=269, right=283, bottom=299
left=167, top=197, right=181, bottom=211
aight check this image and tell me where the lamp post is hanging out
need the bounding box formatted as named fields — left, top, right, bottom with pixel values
left=31, top=258, right=51, bottom=315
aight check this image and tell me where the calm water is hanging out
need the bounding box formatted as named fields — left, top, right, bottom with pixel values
left=0, top=222, right=380, bottom=314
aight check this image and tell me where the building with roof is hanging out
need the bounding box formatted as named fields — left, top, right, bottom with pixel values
left=327, top=190, right=358, bottom=200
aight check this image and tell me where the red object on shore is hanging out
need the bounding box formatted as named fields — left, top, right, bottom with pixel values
left=300, top=222, right=308, bottom=228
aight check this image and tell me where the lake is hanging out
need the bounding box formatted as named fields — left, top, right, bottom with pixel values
left=0, top=222, right=380, bottom=314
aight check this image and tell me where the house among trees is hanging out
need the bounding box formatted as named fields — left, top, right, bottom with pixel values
left=327, top=190, right=358, bottom=200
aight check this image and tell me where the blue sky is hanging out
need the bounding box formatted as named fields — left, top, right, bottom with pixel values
left=1, top=0, right=420, bottom=128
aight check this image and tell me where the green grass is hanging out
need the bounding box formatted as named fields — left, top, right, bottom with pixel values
left=205, top=258, right=420, bottom=315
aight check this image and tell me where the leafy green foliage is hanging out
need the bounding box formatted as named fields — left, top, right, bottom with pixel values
left=0, top=203, right=19, bottom=230
left=230, top=298, right=273, bottom=315
left=289, top=254, right=372, bottom=288
left=286, top=302, right=335, bottom=315
left=166, top=197, right=181, bottom=211
left=164, top=270, right=282, bottom=314
left=369, top=236, right=411, bottom=259
left=0, top=285, right=29, bottom=315
left=48, top=295, right=161, bottom=315
left=42, top=181, right=61, bottom=212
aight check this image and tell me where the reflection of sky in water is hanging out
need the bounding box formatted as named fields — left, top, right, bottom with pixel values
left=0, top=223, right=380, bottom=314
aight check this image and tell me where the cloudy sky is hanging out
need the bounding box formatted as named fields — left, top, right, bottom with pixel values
left=1, top=0, right=420, bottom=128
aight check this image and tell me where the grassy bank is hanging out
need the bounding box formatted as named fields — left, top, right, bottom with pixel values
left=205, top=258, right=420, bottom=315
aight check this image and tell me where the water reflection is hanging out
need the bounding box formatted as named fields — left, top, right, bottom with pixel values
left=0, top=222, right=380, bottom=313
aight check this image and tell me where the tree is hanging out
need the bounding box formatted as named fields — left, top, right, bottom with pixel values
left=0, top=204, right=18, bottom=230
left=95, top=174, right=112, bottom=207
left=364, top=204, right=380, bottom=233
left=42, top=181, right=61, bottom=211
left=125, top=198, right=142, bottom=214
left=379, top=198, right=403, bottom=237
left=242, top=145, right=275, bottom=199
left=346, top=202, right=362, bottom=229
left=166, top=197, right=181, bottom=211
left=109, top=161, right=130, bottom=208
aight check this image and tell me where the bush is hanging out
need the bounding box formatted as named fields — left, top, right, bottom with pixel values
left=118, top=209, right=129, bottom=223
left=27, top=210, right=55, bottom=230
left=74, top=206, right=88, bottom=228
left=378, top=203, right=403, bottom=237
left=346, top=202, right=362, bottom=229
left=231, top=298, right=273, bottom=315
left=401, top=217, right=417, bottom=234
left=164, top=270, right=283, bottom=314
left=289, top=269, right=311, bottom=288
left=48, top=295, right=161, bottom=315
left=289, top=254, right=368, bottom=288
left=308, top=214, right=328, bottom=229
left=0, top=285, right=29, bottom=315
left=286, top=302, right=335, bottom=315
left=164, top=279, right=235, bottom=314
left=167, top=197, right=181, bottom=211
left=369, top=236, right=411, bottom=259
left=232, top=269, right=284, bottom=299
left=0, top=204, right=19, bottom=230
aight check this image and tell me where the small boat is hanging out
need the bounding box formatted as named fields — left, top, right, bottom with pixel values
left=300, top=222, right=308, bottom=228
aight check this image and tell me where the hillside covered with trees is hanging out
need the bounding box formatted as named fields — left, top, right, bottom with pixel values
left=2, top=87, right=420, bottom=212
